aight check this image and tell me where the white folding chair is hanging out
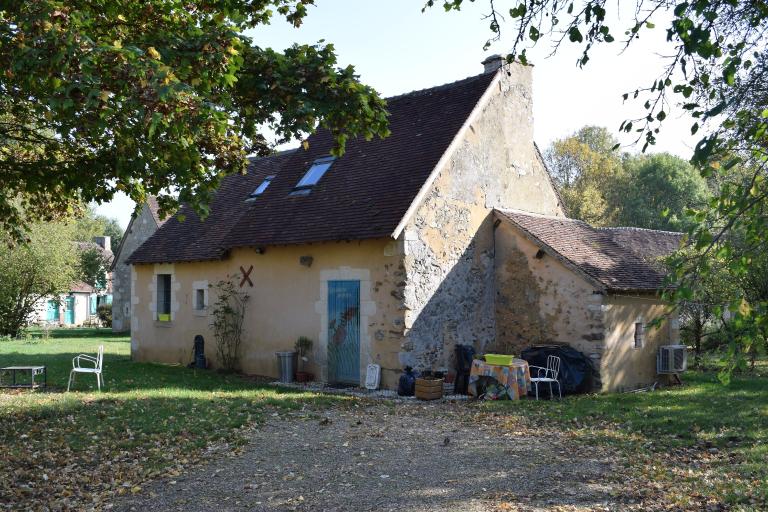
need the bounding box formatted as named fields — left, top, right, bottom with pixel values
left=67, top=345, right=104, bottom=391
left=529, top=355, right=562, bottom=400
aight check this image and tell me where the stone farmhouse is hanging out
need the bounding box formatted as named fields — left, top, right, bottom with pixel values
left=126, top=57, right=681, bottom=392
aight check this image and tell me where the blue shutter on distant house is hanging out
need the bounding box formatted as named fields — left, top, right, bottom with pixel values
left=90, top=295, right=97, bottom=315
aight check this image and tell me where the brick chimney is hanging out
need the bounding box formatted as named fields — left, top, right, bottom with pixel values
left=482, top=54, right=504, bottom=74
left=93, top=236, right=111, bottom=252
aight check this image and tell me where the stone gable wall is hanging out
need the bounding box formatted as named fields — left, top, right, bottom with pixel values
left=112, top=204, right=159, bottom=332
left=400, top=64, right=565, bottom=372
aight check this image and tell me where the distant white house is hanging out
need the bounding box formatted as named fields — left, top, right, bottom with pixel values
left=30, top=237, right=114, bottom=327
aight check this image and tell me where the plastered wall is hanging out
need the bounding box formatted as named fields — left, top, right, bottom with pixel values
left=494, top=217, right=681, bottom=393
left=493, top=220, right=604, bottom=363
left=131, top=239, right=405, bottom=388
left=601, top=295, right=679, bottom=392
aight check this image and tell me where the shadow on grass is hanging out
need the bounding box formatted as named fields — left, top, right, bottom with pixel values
left=25, top=327, right=128, bottom=340
left=1, top=349, right=348, bottom=453
left=481, top=371, right=768, bottom=508
left=0, top=350, right=317, bottom=398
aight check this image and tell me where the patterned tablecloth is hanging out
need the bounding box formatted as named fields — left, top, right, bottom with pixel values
left=468, top=358, right=531, bottom=400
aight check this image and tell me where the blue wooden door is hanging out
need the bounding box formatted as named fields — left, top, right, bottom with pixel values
left=64, top=296, right=75, bottom=324
left=46, top=300, right=59, bottom=322
left=327, top=281, right=360, bottom=384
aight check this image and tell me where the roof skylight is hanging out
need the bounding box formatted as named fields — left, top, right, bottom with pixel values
left=249, top=175, right=275, bottom=198
left=291, top=156, right=335, bottom=194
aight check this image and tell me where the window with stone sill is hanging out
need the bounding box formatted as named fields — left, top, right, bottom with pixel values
left=634, top=321, right=645, bottom=349
left=194, top=288, right=206, bottom=311
left=156, top=274, right=171, bottom=322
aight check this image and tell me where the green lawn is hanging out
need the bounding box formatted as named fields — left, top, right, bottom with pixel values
left=485, top=366, right=768, bottom=509
left=2, top=330, right=766, bottom=510
left=0, top=328, right=343, bottom=509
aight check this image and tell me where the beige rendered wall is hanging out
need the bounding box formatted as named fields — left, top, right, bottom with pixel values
left=493, top=220, right=605, bottom=369
left=601, top=295, right=680, bottom=392
left=400, top=63, right=565, bottom=372
left=130, top=239, right=406, bottom=388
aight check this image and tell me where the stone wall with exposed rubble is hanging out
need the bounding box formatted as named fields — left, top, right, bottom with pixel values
left=112, top=204, right=160, bottom=333
left=492, top=217, right=682, bottom=392
left=399, top=63, right=565, bottom=372
left=493, top=219, right=605, bottom=374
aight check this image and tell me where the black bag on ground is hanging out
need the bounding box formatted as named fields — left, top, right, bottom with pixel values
left=454, top=344, right=475, bottom=395
left=398, top=367, right=416, bottom=396
left=521, top=345, right=598, bottom=395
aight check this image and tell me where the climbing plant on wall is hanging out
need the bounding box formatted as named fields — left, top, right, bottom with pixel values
left=209, top=276, right=249, bottom=372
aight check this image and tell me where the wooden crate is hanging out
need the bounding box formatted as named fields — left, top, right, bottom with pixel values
left=415, top=378, right=444, bottom=400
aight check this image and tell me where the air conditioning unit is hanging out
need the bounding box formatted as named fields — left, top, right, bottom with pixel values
left=657, top=345, right=687, bottom=374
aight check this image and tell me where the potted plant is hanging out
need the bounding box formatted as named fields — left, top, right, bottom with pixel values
left=295, top=336, right=314, bottom=382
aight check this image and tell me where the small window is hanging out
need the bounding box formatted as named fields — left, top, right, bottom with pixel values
left=195, top=288, right=206, bottom=310
left=157, top=274, right=171, bottom=321
left=249, top=175, right=275, bottom=198
left=291, top=156, right=335, bottom=194
left=634, top=322, right=645, bottom=349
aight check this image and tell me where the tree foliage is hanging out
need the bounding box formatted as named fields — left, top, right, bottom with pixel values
left=78, top=247, right=109, bottom=291
left=546, top=127, right=709, bottom=230
left=72, top=206, right=123, bottom=252
left=617, top=153, right=710, bottom=231
left=0, top=1, right=389, bottom=242
left=0, top=221, right=77, bottom=337
left=545, top=126, right=623, bottom=226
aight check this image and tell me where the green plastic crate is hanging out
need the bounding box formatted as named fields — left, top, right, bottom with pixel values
left=484, top=354, right=514, bottom=366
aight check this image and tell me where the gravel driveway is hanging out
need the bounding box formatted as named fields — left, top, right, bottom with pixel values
left=112, top=400, right=618, bottom=512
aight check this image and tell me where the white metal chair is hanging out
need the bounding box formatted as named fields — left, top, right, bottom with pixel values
left=67, top=345, right=104, bottom=391
left=529, top=355, right=562, bottom=400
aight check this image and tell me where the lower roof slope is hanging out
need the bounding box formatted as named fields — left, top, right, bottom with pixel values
left=129, top=71, right=497, bottom=264
left=128, top=151, right=295, bottom=264
left=496, top=210, right=683, bottom=292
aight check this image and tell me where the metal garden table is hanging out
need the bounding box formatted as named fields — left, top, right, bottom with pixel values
left=0, top=366, right=47, bottom=389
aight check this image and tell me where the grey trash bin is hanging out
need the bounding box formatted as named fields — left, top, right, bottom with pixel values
left=276, top=351, right=298, bottom=383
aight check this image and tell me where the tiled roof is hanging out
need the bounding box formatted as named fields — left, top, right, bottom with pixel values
left=129, top=150, right=297, bottom=264
left=496, top=210, right=683, bottom=292
left=145, top=196, right=169, bottom=227
left=129, top=71, right=497, bottom=264
left=70, top=281, right=96, bottom=294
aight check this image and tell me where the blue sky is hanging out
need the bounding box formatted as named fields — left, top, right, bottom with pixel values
left=97, top=1, right=695, bottom=227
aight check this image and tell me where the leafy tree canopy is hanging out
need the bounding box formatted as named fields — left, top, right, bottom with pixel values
left=546, top=127, right=708, bottom=230
left=0, top=1, right=389, bottom=242
left=78, top=246, right=109, bottom=291
left=545, top=126, right=624, bottom=226
left=73, top=206, right=123, bottom=251
left=0, top=220, right=77, bottom=337
left=618, top=152, right=711, bottom=231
